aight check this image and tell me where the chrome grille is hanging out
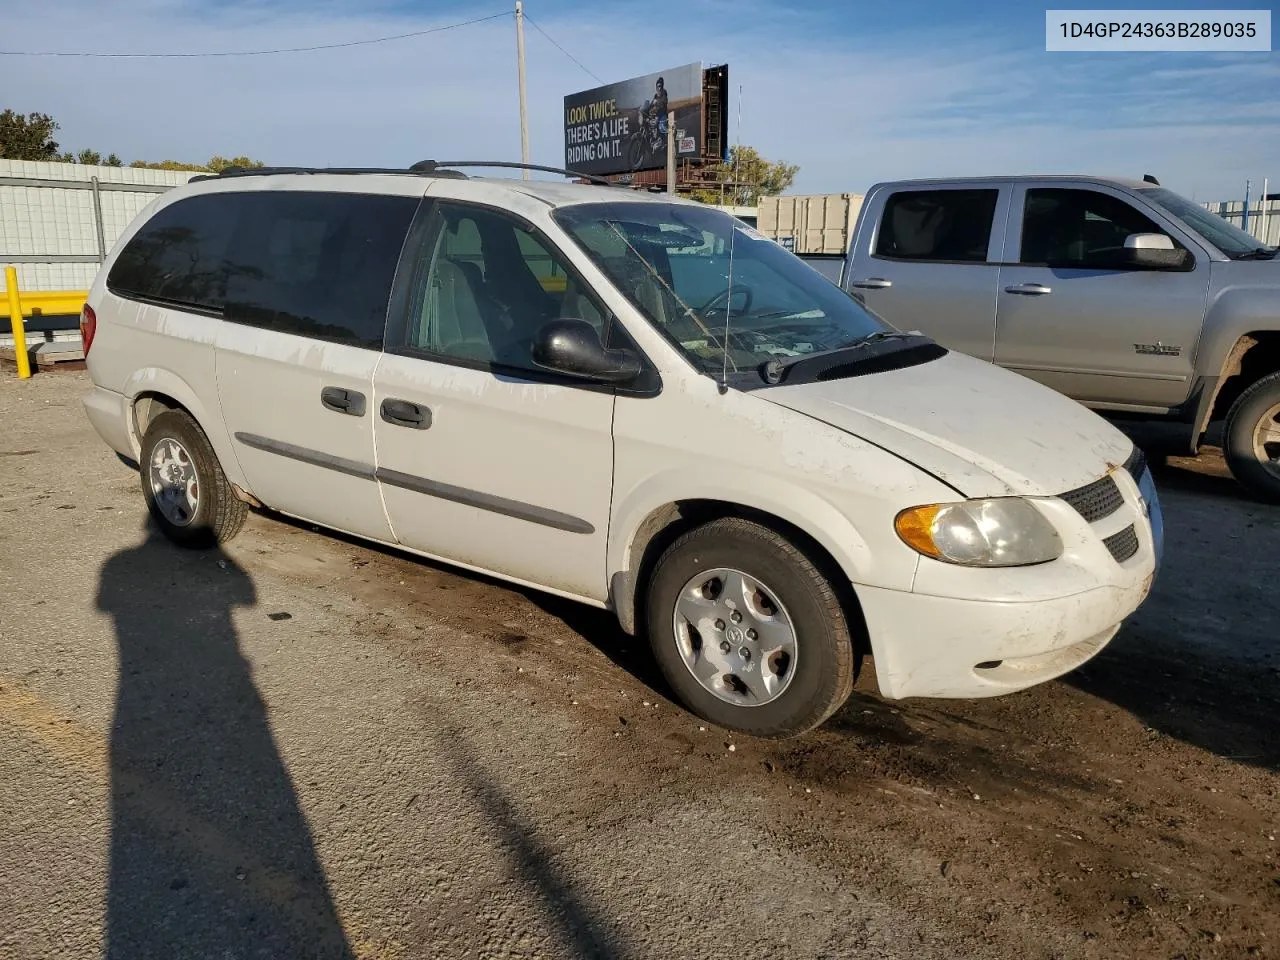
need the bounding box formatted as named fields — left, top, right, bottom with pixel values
left=1103, top=525, right=1140, bottom=563
left=1060, top=474, right=1124, bottom=523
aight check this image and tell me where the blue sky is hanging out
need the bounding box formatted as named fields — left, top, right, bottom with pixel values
left=3, top=0, right=1277, bottom=201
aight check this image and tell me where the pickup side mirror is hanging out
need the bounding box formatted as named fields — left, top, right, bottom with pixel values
left=1122, top=233, right=1192, bottom=270
left=531, top=319, right=642, bottom=383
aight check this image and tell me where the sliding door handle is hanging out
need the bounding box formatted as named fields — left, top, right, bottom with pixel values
left=849, top=277, right=893, bottom=289
left=320, top=386, right=366, bottom=416
left=380, top=398, right=431, bottom=430
left=1004, top=283, right=1053, bottom=296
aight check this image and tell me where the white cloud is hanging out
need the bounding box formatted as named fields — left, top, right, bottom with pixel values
left=3, top=0, right=1277, bottom=200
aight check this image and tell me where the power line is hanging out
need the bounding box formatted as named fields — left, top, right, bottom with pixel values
left=523, top=15, right=602, bottom=83
left=0, top=11, right=510, bottom=58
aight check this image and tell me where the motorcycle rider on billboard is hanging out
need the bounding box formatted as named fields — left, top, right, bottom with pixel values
left=642, top=77, right=669, bottom=140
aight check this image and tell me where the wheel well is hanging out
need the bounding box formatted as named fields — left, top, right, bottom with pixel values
left=1207, top=333, right=1280, bottom=426
left=618, top=499, right=870, bottom=659
left=132, top=391, right=188, bottom=443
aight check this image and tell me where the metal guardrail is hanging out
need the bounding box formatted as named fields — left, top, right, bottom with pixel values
left=0, top=267, right=88, bottom=379
left=0, top=287, right=89, bottom=319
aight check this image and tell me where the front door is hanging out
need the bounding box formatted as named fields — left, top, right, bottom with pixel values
left=994, top=184, right=1210, bottom=409
left=373, top=197, right=616, bottom=602
left=214, top=189, right=421, bottom=541
left=845, top=185, right=1007, bottom=361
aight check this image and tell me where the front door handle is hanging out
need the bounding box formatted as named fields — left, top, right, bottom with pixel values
left=1004, top=283, right=1053, bottom=296
left=320, top=386, right=366, bottom=416
left=849, top=277, right=893, bottom=289
left=380, top=398, right=431, bottom=430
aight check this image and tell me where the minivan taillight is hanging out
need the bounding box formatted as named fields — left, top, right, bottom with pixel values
left=80, top=304, right=97, bottom=356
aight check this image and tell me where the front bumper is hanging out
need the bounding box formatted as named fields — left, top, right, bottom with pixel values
left=859, top=461, right=1158, bottom=700
left=857, top=575, right=1151, bottom=699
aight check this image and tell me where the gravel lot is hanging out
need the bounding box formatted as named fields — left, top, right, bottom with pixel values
left=1, top=369, right=1277, bottom=960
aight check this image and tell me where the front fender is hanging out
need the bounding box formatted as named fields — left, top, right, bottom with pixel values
left=1191, top=282, right=1280, bottom=438
left=608, top=467, right=886, bottom=592
left=1197, top=285, right=1278, bottom=376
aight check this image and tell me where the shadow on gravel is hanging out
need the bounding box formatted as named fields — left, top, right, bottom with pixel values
left=524, top=593, right=674, bottom=694
left=1065, top=632, right=1280, bottom=772
left=97, top=524, right=353, bottom=959
left=436, top=729, right=632, bottom=960
left=1062, top=453, right=1280, bottom=772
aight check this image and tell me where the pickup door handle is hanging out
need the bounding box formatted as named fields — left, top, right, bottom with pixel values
left=1004, top=283, right=1053, bottom=296
left=320, top=386, right=366, bottom=417
left=849, top=277, right=893, bottom=289
left=380, top=398, right=431, bottom=430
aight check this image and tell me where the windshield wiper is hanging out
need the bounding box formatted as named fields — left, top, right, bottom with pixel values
left=758, top=331, right=919, bottom=384
left=1234, top=247, right=1278, bottom=260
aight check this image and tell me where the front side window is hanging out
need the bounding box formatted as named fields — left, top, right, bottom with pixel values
left=222, top=192, right=418, bottom=349
left=107, top=193, right=242, bottom=310
left=396, top=202, right=610, bottom=370
left=875, top=189, right=998, bottom=263
left=1020, top=188, right=1182, bottom=268
left=553, top=201, right=892, bottom=377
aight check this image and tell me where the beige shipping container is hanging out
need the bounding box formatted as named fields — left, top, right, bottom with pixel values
left=757, top=193, right=865, bottom=255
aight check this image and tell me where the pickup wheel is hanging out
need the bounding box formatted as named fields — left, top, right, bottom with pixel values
left=1223, top=371, right=1280, bottom=503
left=644, top=517, right=857, bottom=739
left=140, top=410, right=249, bottom=547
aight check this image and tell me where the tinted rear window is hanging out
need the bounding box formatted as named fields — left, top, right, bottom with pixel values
left=222, top=192, right=418, bottom=349
left=107, top=190, right=419, bottom=350
left=875, top=189, right=998, bottom=263
left=107, top=193, right=242, bottom=311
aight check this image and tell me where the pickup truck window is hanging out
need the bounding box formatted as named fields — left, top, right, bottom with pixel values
left=1137, top=186, right=1275, bottom=259
left=874, top=189, right=997, bottom=263
left=1020, top=188, right=1181, bottom=269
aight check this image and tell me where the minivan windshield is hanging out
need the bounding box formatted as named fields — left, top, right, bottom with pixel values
left=1137, top=186, right=1276, bottom=259
left=553, top=202, right=893, bottom=378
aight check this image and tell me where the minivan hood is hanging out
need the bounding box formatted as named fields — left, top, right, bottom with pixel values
left=762, top=351, right=1133, bottom=498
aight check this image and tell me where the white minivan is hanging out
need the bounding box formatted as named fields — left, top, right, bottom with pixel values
left=81, top=162, right=1162, bottom=738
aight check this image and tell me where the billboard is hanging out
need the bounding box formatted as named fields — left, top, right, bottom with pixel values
left=564, top=63, right=705, bottom=177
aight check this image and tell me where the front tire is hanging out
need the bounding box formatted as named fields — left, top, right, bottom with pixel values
left=140, top=409, right=248, bottom=547
left=645, top=517, right=857, bottom=738
left=1223, top=371, right=1280, bottom=503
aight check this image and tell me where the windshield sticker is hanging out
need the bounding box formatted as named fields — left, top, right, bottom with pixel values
left=733, top=224, right=771, bottom=242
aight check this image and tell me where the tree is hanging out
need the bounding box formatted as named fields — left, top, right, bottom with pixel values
left=131, top=155, right=265, bottom=173
left=57, top=148, right=124, bottom=166
left=0, top=110, right=61, bottom=161
left=206, top=155, right=265, bottom=173
left=690, top=145, right=799, bottom=207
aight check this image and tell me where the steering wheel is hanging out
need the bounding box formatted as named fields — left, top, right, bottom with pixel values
left=697, top=284, right=754, bottom=319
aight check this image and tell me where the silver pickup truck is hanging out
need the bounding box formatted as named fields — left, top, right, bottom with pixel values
left=842, top=176, right=1280, bottom=500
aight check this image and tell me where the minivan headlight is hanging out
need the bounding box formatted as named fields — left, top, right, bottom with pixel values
left=895, top=498, right=1063, bottom=567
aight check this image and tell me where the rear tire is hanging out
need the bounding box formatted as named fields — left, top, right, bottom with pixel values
left=1223, top=371, right=1280, bottom=503
left=645, top=517, right=857, bottom=739
left=140, top=409, right=248, bottom=547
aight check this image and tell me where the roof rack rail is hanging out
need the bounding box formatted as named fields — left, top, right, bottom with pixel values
left=421, top=160, right=620, bottom=187
left=190, top=161, right=616, bottom=186
left=192, top=165, right=468, bottom=182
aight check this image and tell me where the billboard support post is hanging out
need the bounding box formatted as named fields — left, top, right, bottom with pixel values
left=515, top=0, right=530, bottom=179
left=666, top=110, right=676, bottom=194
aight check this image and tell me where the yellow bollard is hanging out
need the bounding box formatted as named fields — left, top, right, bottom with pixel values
left=4, top=266, right=32, bottom=380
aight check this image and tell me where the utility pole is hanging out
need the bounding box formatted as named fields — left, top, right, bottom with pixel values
left=515, top=1, right=530, bottom=179
left=1243, top=178, right=1252, bottom=232
left=666, top=110, right=676, bottom=195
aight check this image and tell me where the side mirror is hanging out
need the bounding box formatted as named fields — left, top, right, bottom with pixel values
left=1122, top=233, right=1191, bottom=270
left=532, top=319, right=642, bottom=383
